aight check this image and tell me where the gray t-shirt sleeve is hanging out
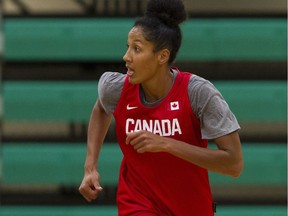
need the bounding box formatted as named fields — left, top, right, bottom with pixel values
left=188, top=75, right=240, bottom=140
left=98, top=72, right=125, bottom=114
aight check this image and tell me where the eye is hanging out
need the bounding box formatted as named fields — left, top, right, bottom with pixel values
left=134, top=46, right=141, bottom=53
left=126, top=44, right=141, bottom=53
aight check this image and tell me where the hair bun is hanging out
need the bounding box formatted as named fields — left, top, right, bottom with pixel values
left=145, top=0, right=187, bottom=27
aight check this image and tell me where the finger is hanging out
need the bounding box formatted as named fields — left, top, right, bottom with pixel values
left=136, top=147, right=146, bottom=154
left=85, top=186, right=102, bottom=201
left=133, top=142, right=143, bottom=150
left=126, top=132, right=135, bottom=144
left=134, top=144, right=147, bottom=153
left=92, top=178, right=103, bottom=192
left=95, top=185, right=103, bottom=191
left=79, top=186, right=96, bottom=201
left=127, top=131, right=144, bottom=146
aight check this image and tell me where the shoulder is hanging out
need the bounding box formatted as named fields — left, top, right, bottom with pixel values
left=175, top=69, right=217, bottom=95
left=99, top=72, right=126, bottom=87
left=188, top=75, right=221, bottom=115
left=98, top=72, right=126, bottom=114
left=188, top=74, right=218, bottom=94
left=173, top=69, right=220, bottom=114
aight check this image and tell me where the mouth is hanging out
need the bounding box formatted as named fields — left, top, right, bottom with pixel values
left=126, top=65, right=135, bottom=77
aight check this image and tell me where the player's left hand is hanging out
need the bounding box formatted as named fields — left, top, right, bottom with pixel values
left=126, top=130, right=168, bottom=153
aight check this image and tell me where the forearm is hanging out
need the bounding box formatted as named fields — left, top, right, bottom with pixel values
left=85, top=100, right=112, bottom=172
left=164, top=132, right=243, bottom=177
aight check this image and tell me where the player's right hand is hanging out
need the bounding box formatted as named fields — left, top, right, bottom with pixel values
left=79, top=170, right=103, bottom=202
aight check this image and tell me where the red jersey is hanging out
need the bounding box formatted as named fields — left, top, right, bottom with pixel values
left=114, top=69, right=214, bottom=215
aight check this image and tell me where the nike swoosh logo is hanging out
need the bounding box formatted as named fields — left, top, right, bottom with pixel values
left=127, top=104, right=138, bottom=110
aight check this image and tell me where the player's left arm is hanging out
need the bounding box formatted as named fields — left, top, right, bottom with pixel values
left=164, top=130, right=243, bottom=178
left=126, top=129, right=243, bottom=178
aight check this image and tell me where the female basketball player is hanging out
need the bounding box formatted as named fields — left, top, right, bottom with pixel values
left=79, top=0, right=243, bottom=215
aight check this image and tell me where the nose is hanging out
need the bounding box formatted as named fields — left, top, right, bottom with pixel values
left=123, top=49, right=131, bottom=62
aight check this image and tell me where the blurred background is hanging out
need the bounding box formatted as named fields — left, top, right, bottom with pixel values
left=0, top=0, right=287, bottom=215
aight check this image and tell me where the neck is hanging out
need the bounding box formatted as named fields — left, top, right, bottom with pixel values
left=142, top=69, right=174, bottom=103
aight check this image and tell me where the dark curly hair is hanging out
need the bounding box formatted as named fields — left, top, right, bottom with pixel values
left=134, top=0, right=187, bottom=64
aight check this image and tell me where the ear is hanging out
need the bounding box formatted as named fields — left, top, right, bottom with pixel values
left=158, top=49, right=170, bottom=65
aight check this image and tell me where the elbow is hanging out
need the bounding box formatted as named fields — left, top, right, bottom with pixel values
left=229, top=159, right=244, bottom=178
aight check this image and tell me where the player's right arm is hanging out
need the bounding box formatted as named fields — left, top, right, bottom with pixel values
left=79, top=99, right=112, bottom=201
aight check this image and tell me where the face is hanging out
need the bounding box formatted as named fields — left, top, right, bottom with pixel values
left=123, top=26, right=161, bottom=84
